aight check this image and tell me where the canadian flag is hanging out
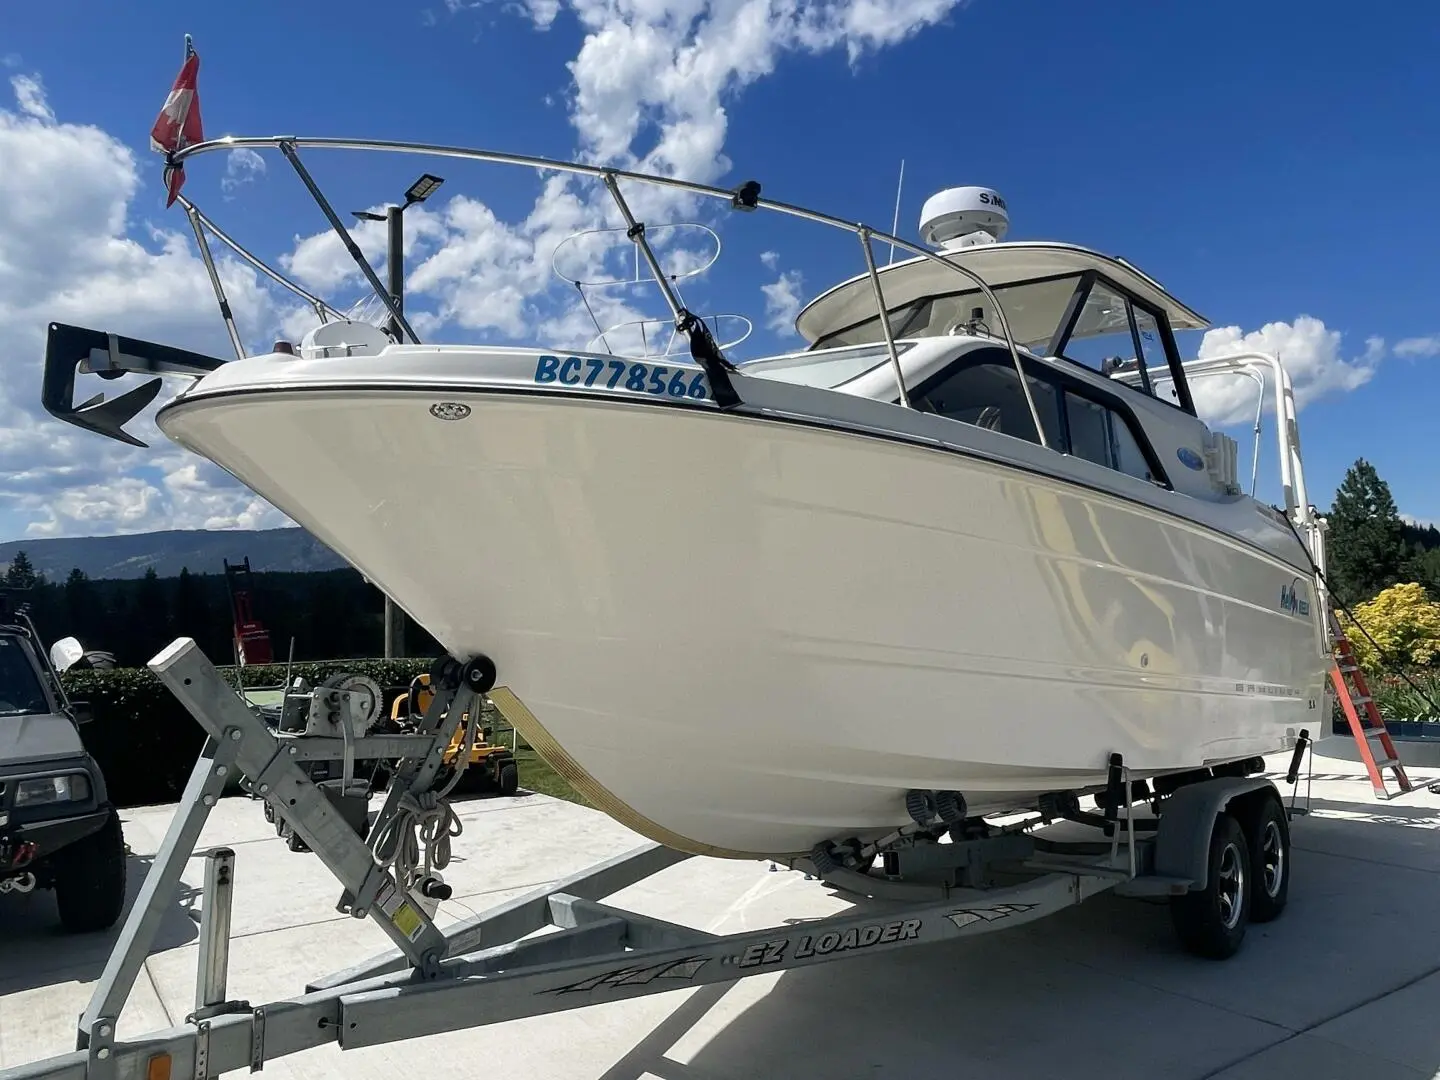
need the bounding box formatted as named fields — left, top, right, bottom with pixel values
left=149, top=37, right=204, bottom=208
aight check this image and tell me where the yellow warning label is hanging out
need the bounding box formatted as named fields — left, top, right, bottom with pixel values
left=392, top=901, right=424, bottom=942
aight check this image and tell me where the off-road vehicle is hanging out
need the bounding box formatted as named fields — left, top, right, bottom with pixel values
left=0, top=603, right=126, bottom=933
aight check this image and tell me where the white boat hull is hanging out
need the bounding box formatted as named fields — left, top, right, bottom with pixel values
left=157, top=355, right=1330, bottom=859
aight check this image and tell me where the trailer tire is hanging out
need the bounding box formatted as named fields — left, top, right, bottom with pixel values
left=54, top=808, right=127, bottom=934
left=1246, top=794, right=1289, bottom=924
left=1169, top=812, right=1249, bottom=960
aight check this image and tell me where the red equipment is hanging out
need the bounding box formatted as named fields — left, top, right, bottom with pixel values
left=223, top=557, right=274, bottom=666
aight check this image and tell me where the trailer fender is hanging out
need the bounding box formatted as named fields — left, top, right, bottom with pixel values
left=1153, top=777, right=1281, bottom=892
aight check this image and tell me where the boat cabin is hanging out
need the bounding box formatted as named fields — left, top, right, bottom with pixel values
left=792, top=240, right=1206, bottom=418
left=740, top=237, right=1244, bottom=504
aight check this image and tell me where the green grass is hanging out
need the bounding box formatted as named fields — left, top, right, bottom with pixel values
left=484, top=716, right=591, bottom=808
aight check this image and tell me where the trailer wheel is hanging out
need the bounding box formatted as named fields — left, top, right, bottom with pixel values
left=54, top=808, right=128, bottom=934
left=1246, top=795, right=1289, bottom=924
left=1169, top=812, right=1250, bottom=959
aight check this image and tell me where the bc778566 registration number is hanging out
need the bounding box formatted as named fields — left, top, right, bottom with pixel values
left=533, top=355, right=711, bottom=401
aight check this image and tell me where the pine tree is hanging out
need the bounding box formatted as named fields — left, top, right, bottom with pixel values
left=4, top=550, right=38, bottom=590
left=1326, top=458, right=1408, bottom=605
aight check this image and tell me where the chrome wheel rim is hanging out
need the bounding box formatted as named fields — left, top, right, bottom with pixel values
left=1260, top=820, right=1284, bottom=898
left=1217, top=841, right=1245, bottom=930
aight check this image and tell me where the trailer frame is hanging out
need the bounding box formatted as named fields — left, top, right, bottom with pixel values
left=0, top=638, right=1310, bottom=1080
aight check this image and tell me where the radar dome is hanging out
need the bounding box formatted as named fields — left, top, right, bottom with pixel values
left=918, top=186, right=1009, bottom=249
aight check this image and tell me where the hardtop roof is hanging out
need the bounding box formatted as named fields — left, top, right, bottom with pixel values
left=794, top=241, right=1209, bottom=346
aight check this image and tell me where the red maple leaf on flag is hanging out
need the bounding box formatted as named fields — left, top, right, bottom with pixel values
left=149, top=37, right=204, bottom=208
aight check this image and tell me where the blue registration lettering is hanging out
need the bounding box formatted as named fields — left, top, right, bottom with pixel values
left=538, top=355, right=710, bottom=401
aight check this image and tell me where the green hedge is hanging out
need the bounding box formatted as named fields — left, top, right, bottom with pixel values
left=63, top=657, right=436, bottom=807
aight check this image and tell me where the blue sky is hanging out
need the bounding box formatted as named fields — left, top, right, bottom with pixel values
left=1, top=0, right=1438, bottom=539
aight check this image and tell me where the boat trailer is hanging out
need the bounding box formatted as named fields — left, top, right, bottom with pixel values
left=0, top=637, right=1314, bottom=1080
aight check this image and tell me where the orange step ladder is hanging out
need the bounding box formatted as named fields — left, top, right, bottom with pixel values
left=1328, top=615, right=1414, bottom=800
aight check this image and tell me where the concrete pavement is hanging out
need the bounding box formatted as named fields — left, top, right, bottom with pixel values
left=3, top=747, right=1440, bottom=1079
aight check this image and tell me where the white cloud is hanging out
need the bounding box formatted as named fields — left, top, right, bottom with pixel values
left=760, top=250, right=779, bottom=270
left=564, top=0, right=965, bottom=186
left=0, top=75, right=299, bottom=539
left=522, top=0, right=562, bottom=27
left=761, top=268, right=804, bottom=334
left=221, top=147, right=266, bottom=195
left=1395, top=335, right=1440, bottom=360
left=1177, top=316, right=1382, bottom=429
left=281, top=203, right=450, bottom=295
left=344, top=0, right=975, bottom=355
left=11, top=74, right=53, bottom=122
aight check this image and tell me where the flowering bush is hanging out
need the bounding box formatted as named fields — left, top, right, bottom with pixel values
left=1336, top=582, right=1440, bottom=673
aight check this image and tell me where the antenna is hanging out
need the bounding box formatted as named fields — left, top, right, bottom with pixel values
left=887, top=159, right=905, bottom=265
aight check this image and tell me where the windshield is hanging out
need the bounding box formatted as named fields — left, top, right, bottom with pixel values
left=808, top=277, right=1081, bottom=353
left=0, top=636, right=50, bottom=716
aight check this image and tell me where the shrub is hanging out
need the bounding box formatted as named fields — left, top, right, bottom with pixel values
left=64, top=656, right=435, bottom=807
left=1368, top=670, right=1440, bottom=725
left=1336, top=582, right=1440, bottom=674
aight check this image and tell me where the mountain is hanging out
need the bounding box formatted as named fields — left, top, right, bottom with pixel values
left=0, top=527, right=350, bottom=581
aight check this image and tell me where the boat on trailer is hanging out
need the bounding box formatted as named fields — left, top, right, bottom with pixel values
left=40, top=79, right=1335, bottom=868
left=9, top=50, right=1355, bottom=1080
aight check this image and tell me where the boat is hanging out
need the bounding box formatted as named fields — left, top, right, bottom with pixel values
left=37, top=75, right=1336, bottom=861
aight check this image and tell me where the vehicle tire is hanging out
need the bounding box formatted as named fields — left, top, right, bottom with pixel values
left=1246, top=794, right=1290, bottom=924
left=54, top=809, right=128, bottom=934
left=498, top=761, right=519, bottom=797
left=1168, top=812, right=1250, bottom=960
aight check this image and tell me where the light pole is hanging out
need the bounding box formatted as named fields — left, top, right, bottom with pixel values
left=354, top=172, right=445, bottom=659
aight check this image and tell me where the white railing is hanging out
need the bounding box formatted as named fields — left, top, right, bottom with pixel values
left=164, top=134, right=1052, bottom=443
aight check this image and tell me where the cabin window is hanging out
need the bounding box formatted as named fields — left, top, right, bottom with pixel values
left=914, top=359, right=1062, bottom=447
left=1063, top=391, right=1156, bottom=483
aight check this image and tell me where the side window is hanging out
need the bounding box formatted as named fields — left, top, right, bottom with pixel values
left=1063, top=391, right=1156, bottom=483
left=1064, top=394, right=1111, bottom=467
left=916, top=359, right=1062, bottom=448
left=1110, top=416, right=1155, bottom=482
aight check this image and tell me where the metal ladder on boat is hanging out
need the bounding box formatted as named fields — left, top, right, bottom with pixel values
left=1327, top=612, right=1414, bottom=800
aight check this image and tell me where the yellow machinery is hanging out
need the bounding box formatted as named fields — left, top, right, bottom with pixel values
left=391, top=673, right=520, bottom=796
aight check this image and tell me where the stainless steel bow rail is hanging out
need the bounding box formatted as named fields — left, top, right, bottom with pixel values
left=0, top=638, right=1313, bottom=1080
left=38, top=132, right=1055, bottom=448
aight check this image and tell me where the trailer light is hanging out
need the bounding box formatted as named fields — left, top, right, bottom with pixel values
left=146, top=1052, right=172, bottom=1080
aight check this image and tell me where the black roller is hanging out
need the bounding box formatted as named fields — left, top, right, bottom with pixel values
left=460, top=654, right=498, bottom=694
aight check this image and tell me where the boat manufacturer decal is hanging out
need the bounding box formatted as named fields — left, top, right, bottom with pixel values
left=1280, top=577, right=1311, bottom=617
left=1176, top=446, right=1205, bottom=471
left=533, top=355, right=711, bottom=401
left=730, top=918, right=922, bottom=970
left=944, top=903, right=1038, bottom=930
left=1233, top=682, right=1304, bottom=698
left=429, top=402, right=471, bottom=421
left=543, top=955, right=711, bottom=995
